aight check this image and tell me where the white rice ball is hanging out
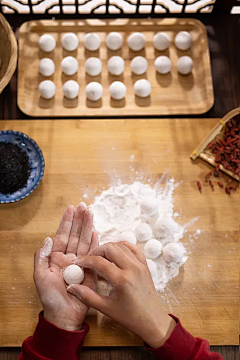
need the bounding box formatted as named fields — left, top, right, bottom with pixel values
left=146, top=259, right=158, bottom=279
left=130, top=56, right=148, bottom=75
left=39, top=80, right=56, bottom=99
left=85, top=57, right=102, bottom=76
left=153, top=32, right=170, bottom=51
left=154, top=56, right=172, bottom=75
left=63, top=264, right=84, bottom=285
left=134, top=79, right=151, bottom=98
left=177, top=56, right=193, bottom=75
left=38, top=58, right=55, bottom=77
left=63, top=80, right=79, bottom=99
left=141, top=197, right=159, bottom=216
left=162, top=243, right=186, bottom=264
left=109, top=81, right=126, bottom=100
left=38, top=34, right=56, bottom=52
left=117, top=231, right=137, bottom=245
left=127, top=32, right=146, bottom=51
left=85, top=82, right=103, bottom=101
left=154, top=217, right=178, bottom=239
left=106, top=32, right=123, bottom=51
left=84, top=33, right=101, bottom=51
left=174, top=31, right=192, bottom=51
left=108, top=56, right=124, bottom=76
left=62, top=33, right=79, bottom=51
left=144, top=239, right=163, bottom=259
left=135, top=223, right=152, bottom=243
left=61, top=56, right=78, bottom=76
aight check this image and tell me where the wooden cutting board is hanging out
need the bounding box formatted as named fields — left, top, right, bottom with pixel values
left=18, top=18, right=214, bottom=117
left=0, top=119, right=238, bottom=346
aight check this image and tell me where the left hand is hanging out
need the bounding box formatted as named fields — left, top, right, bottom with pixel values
left=34, top=203, right=98, bottom=331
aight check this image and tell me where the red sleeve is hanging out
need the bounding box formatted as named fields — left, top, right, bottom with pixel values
left=18, top=312, right=89, bottom=360
left=145, top=316, right=223, bottom=360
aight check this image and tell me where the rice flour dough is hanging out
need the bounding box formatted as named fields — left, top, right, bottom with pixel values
left=63, top=264, right=84, bottom=285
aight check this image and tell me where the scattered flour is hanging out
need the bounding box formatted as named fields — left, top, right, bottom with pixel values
left=92, top=179, right=195, bottom=291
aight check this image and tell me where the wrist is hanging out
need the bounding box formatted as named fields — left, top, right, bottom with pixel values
left=141, top=315, right=176, bottom=349
left=43, top=310, right=84, bottom=332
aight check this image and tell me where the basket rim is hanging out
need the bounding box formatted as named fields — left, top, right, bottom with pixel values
left=0, top=13, right=18, bottom=94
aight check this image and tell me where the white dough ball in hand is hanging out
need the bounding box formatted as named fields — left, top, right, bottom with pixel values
left=106, top=32, right=123, bottom=50
left=135, top=222, right=152, bottom=242
left=62, top=33, right=79, bottom=51
left=146, top=259, right=158, bottom=279
left=38, top=58, right=55, bottom=77
left=134, top=79, right=151, bottom=98
left=108, top=56, right=124, bottom=76
left=39, top=80, right=56, bottom=99
left=144, top=239, right=163, bottom=259
left=38, top=34, right=56, bottom=52
left=109, top=81, right=126, bottom=100
left=128, top=32, right=146, bottom=51
left=61, top=56, right=78, bottom=76
left=63, top=80, right=79, bottom=99
left=154, top=56, right=172, bottom=75
left=63, top=264, right=84, bottom=285
left=85, top=82, right=103, bottom=101
left=177, top=56, right=193, bottom=75
left=174, top=31, right=192, bottom=51
left=84, top=33, right=101, bottom=51
left=153, top=32, right=170, bottom=51
left=117, top=231, right=137, bottom=245
left=162, top=243, right=186, bottom=264
left=130, top=56, right=148, bottom=75
left=85, top=57, right=102, bottom=76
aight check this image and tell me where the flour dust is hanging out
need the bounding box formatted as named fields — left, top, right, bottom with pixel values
left=90, top=176, right=198, bottom=292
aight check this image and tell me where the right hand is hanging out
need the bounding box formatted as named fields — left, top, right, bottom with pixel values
left=68, top=241, right=176, bottom=348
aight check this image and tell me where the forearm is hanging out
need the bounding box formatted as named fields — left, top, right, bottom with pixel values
left=145, top=316, right=223, bottom=360
left=18, top=312, right=89, bottom=360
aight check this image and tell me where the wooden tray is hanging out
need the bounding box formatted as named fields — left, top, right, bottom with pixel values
left=18, top=18, right=214, bottom=117
left=0, top=119, right=238, bottom=347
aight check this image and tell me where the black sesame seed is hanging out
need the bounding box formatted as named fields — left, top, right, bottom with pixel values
left=0, top=142, right=31, bottom=195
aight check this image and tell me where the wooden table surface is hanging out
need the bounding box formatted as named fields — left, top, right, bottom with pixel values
left=0, top=14, right=239, bottom=360
left=0, top=119, right=239, bottom=352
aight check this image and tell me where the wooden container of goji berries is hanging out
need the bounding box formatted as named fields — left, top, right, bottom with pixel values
left=191, top=107, right=240, bottom=182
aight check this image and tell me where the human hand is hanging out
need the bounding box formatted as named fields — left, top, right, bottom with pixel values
left=68, top=242, right=176, bottom=347
left=34, top=203, right=98, bottom=331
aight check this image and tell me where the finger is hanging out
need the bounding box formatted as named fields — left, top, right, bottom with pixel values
left=75, top=255, right=120, bottom=284
left=66, top=202, right=87, bottom=254
left=67, top=284, right=109, bottom=314
left=87, top=242, right=130, bottom=269
left=90, top=231, right=99, bottom=252
left=34, top=237, right=53, bottom=276
left=117, top=242, right=137, bottom=262
left=52, top=205, right=75, bottom=253
left=77, top=209, right=93, bottom=256
left=118, top=241, right=147, bottom=264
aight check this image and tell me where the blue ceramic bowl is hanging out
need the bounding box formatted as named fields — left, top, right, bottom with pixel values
left=0, top=130, right=45, bottom=204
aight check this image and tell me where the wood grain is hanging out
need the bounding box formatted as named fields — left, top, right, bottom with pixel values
left=17, top=18, right=214, bottom=117
left=0, top=119, right=239, bottom=346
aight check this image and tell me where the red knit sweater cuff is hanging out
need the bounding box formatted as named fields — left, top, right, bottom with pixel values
left=145, top=315, right=205, bottom=360
left=25, top=311, right=89, bottom=360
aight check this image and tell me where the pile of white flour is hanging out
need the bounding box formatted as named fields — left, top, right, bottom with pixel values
left=92, top=179, right=189, bottom=291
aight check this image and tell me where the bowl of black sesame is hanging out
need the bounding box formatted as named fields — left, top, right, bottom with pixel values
left=0, top=130, right=45, bottom=203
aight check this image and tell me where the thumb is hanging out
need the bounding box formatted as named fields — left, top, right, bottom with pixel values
left=34, top=237, right=53, bottom=274
left=68, top=284, right=108, bottom=313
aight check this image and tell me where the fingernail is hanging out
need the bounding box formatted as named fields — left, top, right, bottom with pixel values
left=43, top=236, right=52, bottom=246
left=89, top=208, right=94, bottom=216
left=80, top=202, right=87, bottom=210
left=67, top=284, right=75, bottom=291
left=67, top=205, right=75, bottom=214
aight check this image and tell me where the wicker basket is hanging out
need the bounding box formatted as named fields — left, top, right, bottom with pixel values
left=0, top=14, right=17, bottom=94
